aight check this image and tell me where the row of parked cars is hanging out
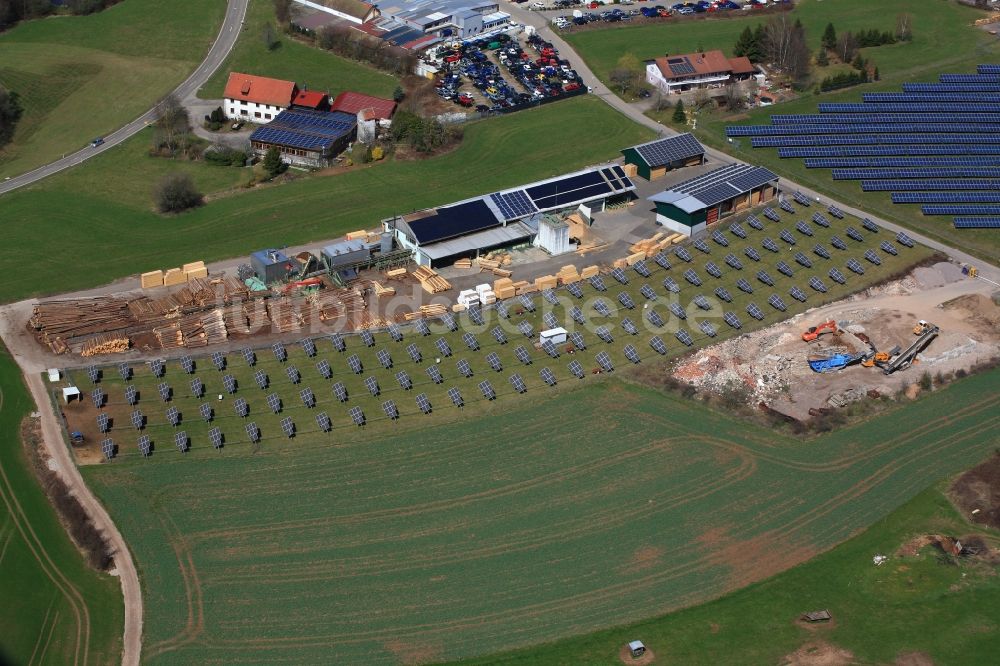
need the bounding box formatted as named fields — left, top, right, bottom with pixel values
left=433, top=34, right=585, bottom=113
left=550, top=0, right=783, bottom=25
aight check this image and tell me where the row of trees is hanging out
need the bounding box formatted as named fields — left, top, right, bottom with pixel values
left=0, top=0, right=121, bottom=31
left=733, top=15, right=811, bottom=83
left=315, top=24, right=417, bottom=78
left=0, top=84, right=23, bottom=148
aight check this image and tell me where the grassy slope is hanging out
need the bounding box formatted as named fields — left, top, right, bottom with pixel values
left=81, top=368, right=1000, bottom=664
left=0, top=347, right=122, bottom=665
left=564, top=0, right=1000, bottom=264
left=0, top=96, right=653, bottom=303
left=0, top=0, right=226, bottom=176
left=458, top=484, right=1000, bottom=665
left=198, top=0, right=398, bottom=100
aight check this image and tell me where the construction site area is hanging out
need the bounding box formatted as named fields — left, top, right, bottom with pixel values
left=673, top=261, right=1000, bottom=421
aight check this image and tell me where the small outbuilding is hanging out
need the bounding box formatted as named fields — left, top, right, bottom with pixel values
left=47, top=368, right=60, bottom=382
left=62, top=386, right=81, bottom=404
left=622, top=132, right=705, bottom=181
left=251, top=249, right=296, bottom=284
left=321, top=239, right=371, bottom=271
left=627, top=640, right=646, bottom=658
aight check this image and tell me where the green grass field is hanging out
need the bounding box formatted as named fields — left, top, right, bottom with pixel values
left=80, top=358, right=1000, bottom=665
left=0, top=346, right=123, bottom=665
left=0, top=0, right=227, bottom=177
left=564, top=0, right=1000, bottom=264
left=0, top=96, right=653, bottom=304
left=459, top=482, right=1000, bottom=665
left=198, top=0, right=399, bottom=100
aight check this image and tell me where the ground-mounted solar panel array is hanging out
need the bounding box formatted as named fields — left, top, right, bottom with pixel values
left=68, top=208, right=930, bottom=458
left=728, top=65, right=1000, bottom=230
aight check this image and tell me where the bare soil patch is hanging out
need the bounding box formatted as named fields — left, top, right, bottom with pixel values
left=384, top=639, right=444, bottom=665
left=621, top=545, right=665, bottom=574
left=782, top=640, right=854, bottom=666
left=895, top=651, right=934, bottom=666
left=950, top=452, right=1000, bottom=529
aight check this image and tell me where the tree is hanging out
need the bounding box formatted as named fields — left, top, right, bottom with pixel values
left=154, top=174, right=203, bottom=213
left=262, top=22, right=279, bottom=50
left=836, top=31, right=858, bottom=63
left=895, top=12, right=913, bottom=42
left=651, top=92, right=672, bottom=113
left=609, top=53, right=643, bottom=96
left=733, top=26, right=755, bottom=58
left=873, top=66, right=880, bottom=81
left=0, top=84, right=24, bottom=148
left=672, top=98, right=686, bottom=124
left=821, top=22, right=837, bottom=51
left=262, top=145, right=286, bottom=178
left=851, top=53, right=866, bottom=71
left=393, top=86, right=405, bottom=103
left=273, top=0, right=292, bottom=25
left=764, top=15, right=810, bottom=82
left=152, top=94, right=191, bottom=155
left=816, top=48, right=828, bottom=67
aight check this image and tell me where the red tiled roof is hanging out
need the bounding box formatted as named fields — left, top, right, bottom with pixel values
left=654, top=50, right=745, bottom=81
left=224, top=72, right=297, bottom=107
left=728, top=56, right=755, bottom=75
left=293, top=90, right=328, bottom=108
left=330, top=91, right=397, bottom=120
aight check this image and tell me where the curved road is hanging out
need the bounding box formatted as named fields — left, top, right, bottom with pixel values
left=2, top=2, right=248, bottom=665
left=509, top=7, right=1000, bottom=282
left=0, top=0, right=249, bottom=197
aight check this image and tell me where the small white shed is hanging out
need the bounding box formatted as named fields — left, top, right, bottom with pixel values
left=47, top=368, right=60, bottom=382
left=539, top=327, right=568, bottom=345
left=62, top=386, right=81, bottom=404
left=628, top=640, right=646, bottom=658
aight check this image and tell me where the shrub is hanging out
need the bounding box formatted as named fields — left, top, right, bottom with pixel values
left=672, top=99, right=686, bottom=124
left=262, top=146, right=286, bottom=178
left=154, top=173, right=203, bottom=213
left=919, top=371, right=933, bottom=391
left=0, top=84, right=23, bottom=148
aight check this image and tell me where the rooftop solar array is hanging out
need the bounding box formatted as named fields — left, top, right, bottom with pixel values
left=523, top=166, right=634, bottom=211
left=629, top=132, right=705, bottom=167
left=250, top=109, right=356, bottom=152
left=489, top=189, right=538, bottom=220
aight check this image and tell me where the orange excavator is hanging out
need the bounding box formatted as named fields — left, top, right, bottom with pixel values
left=802, top=320, right=837, bottom=342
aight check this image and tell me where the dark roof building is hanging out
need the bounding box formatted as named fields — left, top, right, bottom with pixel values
left=249, top=109, right=357, bottom=168
left=292, top=0, right=380, bottom=25
left=648, top=162, right=778, bottom=236
left=622, top=133, right=705, bottom=180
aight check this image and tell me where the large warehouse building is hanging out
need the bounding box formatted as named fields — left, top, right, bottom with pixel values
left=386, top=165, right=635, bottom=266
left=621, top=133, right=705, bottom=181
left=647, top=162, right=778, bottom=236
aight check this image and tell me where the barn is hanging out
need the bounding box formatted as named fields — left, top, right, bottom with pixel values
left=249, top=108, right=357, bottom=168
left=621, top=132, right=705, bottom=181
left=647, top=162, right=778, bottom=236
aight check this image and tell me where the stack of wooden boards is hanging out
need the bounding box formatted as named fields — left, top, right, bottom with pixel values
left=452, top=258, right=473, bottom=269
left=30, top=298, right=131, bottom=355
left=403, top=304, right=448, bottom=321
left=412, top=266, right=452, bottom=294
left=372, top=281, right=395, bottom=298
left=141, top=261, right=208, bottom=289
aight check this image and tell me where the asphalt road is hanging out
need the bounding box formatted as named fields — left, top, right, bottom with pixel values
left=0, top=0, right=250, bottom=197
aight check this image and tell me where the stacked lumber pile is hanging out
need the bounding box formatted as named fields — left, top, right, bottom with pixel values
left=372, top=281, right=395, bottom=298
left=356, top=312, right=394, bottom=330
left=385, top=267, right=408, bottom=281
left=556, top=265, right=581, bottom=284
left=576, top=241, right=608, bottom=255
left=30, top=298, right=131, bottom=353
left=179, top=309, right=227, bottom=348
left=612, top=258, right=628, bottom=269
left=534, top=275, right=558, bottom=291
left=267, top=297, right=304, bottom=334
left=628, top=232, right=665, bottom=257
left=311, top=287, right=366, bottom=322
left=403, top=303, right=448, bottom=321
left=493, top=277, right=515, bottom=300
left=453, top=258, right=473, bottom=269
left=80, top=333, right=131, bottom=357
left=153, top=323, right=183, bottom=350
left=413, top=266, right=452, bottom=293
left=513, top=280, right=536, bottom=295
left=580, top=265, right=600, bottom=279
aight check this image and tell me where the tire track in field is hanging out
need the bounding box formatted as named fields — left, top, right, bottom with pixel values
left=27, top=600, right=54, bottom=666
left=144, top=514, right=205, bottom=661
left=0, top=447, right=89, bottom=666
left=213, top=437, right=757, bottom=583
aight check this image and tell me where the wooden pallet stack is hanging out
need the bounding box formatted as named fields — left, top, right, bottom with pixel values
left=534, top=275, right=558, bottom=291
left=580, top=265, right=600, bottom=279
left=556, top=265, right=581, bottom=284
left=80, top=333, right=131, bottom=357
left=412, top=266, right=452, bottom=293
left=493, top=277, right=516, bottom=300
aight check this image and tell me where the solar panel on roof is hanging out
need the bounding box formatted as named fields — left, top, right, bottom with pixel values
left=364, top=376, right=379, bottom=397
left=565, top=282, right=584, bottom=299
left=768, top=294, right=787, bottom=311
left=479, top=379, right=496, bottom=400
left=541, top=340, right=559, bottom=358
left=864, top=249, right=882, bottom=265
left=621, top=318, right=638, bottom=335
left=663, top=276, right=680, bottom=293
left=490, top=190, right=538, bottom=220
left=91, top=388, right=104, bottom=408
left=593, top=300, right=611, bottom=317
left=669, top=302, right=687, bottom=320
left=646, top=309, right=665, bottom=327
left=829, top=267, right=847, bottom=284
left=725, top=253, right=744, bottom=270
left=286, top=366, right=300, bottom=384
left=435, top=338, right=452, bottom=357
left=333, top=381, right=348, bottom=401
left=757, top=270, right=774, bottom=286
left=692, top=239, right=710, bottom=254
left=777, top=261, right=794, bottom=277
left=763, top=207, right=781, bottom=221
left=242, top=348, right=255, bottom=366
left=301, top=387, right=315, bottom=407
left=633, top=260, right=651, bottom=277
left=137, top=435, right=151, bottom=457
left=485, top=351, right=502, bottom=372
left=101, top=438, right=115, bottom=460
left=542, top=312, right=558, bottom=330
left=254, top=370, right=268, bottom=390
left=715, top=287, right=733, bottom=303
left=223, top=374, right=236, bottom=394
left=618, top=292, right=635, bottom=310
left=382, top=400, right=399, bottom=421
left=568, top=359, right=585, bottom=378
left=118, top=363, right=131, bottom=381
left=675, top=329, right=694, bottom=347
left=683, top=269, right=702, bottom=286
left=705, top=262, right=722, bottom=278
left=589, top=275, right=607, bottom=291
left=762, top=237, right=780, bottom=253
left=441, top=313, right=457, bottom=331
left=830, top=236, right=848, bottom=250
left=266, top=393, right=282, bottom=413
left=124, top=385, right=137, bottom=405
left=654, top=252, right=672, bottom=270
left=515, top=345, right=533, bottom=364
left=640, top=284, right=657, bottom=301
left=166, top=406, right=179, bottom=426
left=747, top=303, right=765, bottom=320
left=724, top=312, right=742, bottom=329
left=245, top=422, right=260, bottom=442
left=467, top=306, right=484, bottom=326
left=790, top=286, right=808, bottom=302
left=699, top=321, right=717, bottom=337
left=596, top=325, right=614, bottom=343
left=747, top=215, right=764, bottom=230
left=809, top=276, right=828, bottom=293
left=632, top=133, right=704, bottom=166
left=509, top=374, right=527, bottom=393
left=150, top=359, right=164, bottom=377
left=693, top=295, right=711, bottom=310
left=349, top=406, right=365, bottom=426
left=415, top=393, right=432, bottom=414
left=200, top=402, right=212, bottom=422
left=846, top=258, right=866, bottom=274
left=519, top=294, right=536, bottom=312
left=779, top=229, right=797, bottom=245
left=596, top=351, right=614, bottom=372
left=674, top=247, right=692, bottom=262
left=896, top=232, right=915, bottom=247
